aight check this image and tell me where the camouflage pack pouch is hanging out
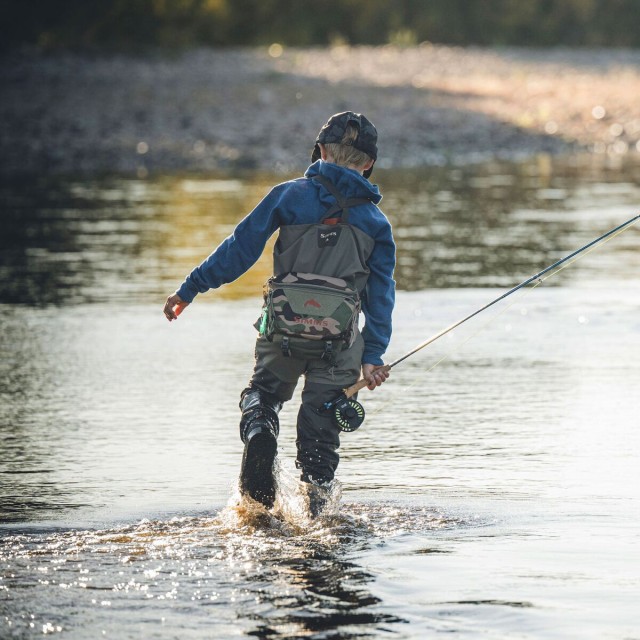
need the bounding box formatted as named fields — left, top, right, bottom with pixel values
left=257, top=272, right=360, bottom=359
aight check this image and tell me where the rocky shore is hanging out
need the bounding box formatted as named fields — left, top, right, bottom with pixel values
left=2, top=45, right=640, bottom=176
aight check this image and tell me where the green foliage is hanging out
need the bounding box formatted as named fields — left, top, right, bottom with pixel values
left=2, top=0, right=639, bottom=50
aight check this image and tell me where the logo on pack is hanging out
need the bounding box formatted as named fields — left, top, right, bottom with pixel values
left=304, top=299, right=322, bottom=308
left=317, top=227, right=341, bottom=248
left=293, top=316, right=329, bottom=327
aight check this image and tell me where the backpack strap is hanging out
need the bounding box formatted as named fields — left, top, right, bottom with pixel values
left=312, top=175, right=372, bottom=224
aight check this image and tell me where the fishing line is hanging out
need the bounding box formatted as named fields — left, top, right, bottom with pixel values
left=325, top=213, right=639, bottom=431
left=369, top=286, right=540, bottom=415
left=367, top=216, right=636, bottom=418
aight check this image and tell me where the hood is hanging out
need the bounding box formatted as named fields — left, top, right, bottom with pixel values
left=304, top=160, right=382, bottom=208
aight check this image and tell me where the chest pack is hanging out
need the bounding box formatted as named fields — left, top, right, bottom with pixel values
left=256, top=175, right=374, bottom=363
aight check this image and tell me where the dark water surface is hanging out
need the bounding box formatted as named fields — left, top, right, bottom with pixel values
left=1, top=155, right=639, bottom=638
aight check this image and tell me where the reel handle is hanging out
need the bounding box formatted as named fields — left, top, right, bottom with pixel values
left=344, top=365, right=391, bottom=398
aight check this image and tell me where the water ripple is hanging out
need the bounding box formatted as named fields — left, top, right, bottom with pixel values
left=1, top=496, right=477, bottom=639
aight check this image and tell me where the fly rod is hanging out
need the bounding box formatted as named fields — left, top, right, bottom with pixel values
left=325, top=213, right=640, bottom=431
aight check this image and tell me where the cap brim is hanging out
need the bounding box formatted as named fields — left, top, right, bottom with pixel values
left=311, top=143, right=321, bottom=164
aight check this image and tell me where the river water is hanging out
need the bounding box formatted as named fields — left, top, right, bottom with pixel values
left=1, top=154, right=639, bottom=639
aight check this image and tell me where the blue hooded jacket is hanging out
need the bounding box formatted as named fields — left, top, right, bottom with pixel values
left=177, top=160, right=396, bottom=365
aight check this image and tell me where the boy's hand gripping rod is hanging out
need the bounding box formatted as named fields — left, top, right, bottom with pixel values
left=325, top=213, right=640, bottom=432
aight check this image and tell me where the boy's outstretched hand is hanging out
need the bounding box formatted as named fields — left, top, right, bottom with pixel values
left=362, top=363, right=390, bottom=390
left=163, top=293, right=189, bottom=321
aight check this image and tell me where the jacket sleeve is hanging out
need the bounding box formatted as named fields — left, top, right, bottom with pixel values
left=361, top=221, right=396, bottom=365
left=176, top=185, right=285, bottom=302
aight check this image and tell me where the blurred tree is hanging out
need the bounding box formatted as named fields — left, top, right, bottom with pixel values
left=1, top=0, right=639, bottom=51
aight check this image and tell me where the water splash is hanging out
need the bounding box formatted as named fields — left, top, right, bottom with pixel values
left=221, top=460, right=346, bottom=534
left=0, top=464, right=482, bottom=638
left=0, top=489, right=484, bottom=639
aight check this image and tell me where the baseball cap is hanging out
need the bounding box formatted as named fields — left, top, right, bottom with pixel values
left=311, top=111, right=378, bottom=178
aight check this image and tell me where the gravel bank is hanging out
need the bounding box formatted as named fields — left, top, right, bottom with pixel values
left=2, top=45, right=640, bottom=176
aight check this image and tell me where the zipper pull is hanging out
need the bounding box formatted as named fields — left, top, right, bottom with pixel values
left=259, top=307, right=268, bottom=335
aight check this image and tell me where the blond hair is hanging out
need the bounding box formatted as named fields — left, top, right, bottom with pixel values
left=323, top=124, right=373, bottom=169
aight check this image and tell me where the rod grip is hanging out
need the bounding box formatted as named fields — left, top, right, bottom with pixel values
left=344, top=365, right=391, bottom=398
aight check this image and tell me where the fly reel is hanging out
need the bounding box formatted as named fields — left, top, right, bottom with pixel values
left=332, top=396, right=365, bottom=432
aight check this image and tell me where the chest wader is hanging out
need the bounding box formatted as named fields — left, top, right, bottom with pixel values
left=239, top=175, right=376, bottom=508
left=262, top=174, right=375, bottom=357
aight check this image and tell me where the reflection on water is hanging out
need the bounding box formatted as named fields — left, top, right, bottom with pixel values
left=1, top=154, right=639, bottom=639
left=1, top=154, right=639, bottom=305
left=385, top=154, right=640, bottom=289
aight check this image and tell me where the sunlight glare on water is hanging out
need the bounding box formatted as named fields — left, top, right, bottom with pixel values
left=1, top=481, right=469, bottom=639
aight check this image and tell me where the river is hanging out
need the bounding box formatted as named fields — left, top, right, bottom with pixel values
left=1, top=154, right=639, bottom=638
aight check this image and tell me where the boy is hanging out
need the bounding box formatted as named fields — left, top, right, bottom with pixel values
left=163, top=111, right=395, bottom=514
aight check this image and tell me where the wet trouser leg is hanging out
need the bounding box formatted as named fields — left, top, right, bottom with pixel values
left=239, top=388, right=282, bottom=444
left=295, top=333, right=363, bottom=485
left=243, top=333, right=363, bottom=491
left=294, top=383, right=342, bottom=485
left=239, top=337, right=303, bottom=507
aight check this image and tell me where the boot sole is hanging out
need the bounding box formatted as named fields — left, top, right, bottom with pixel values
left=240, top=431, right=278, bottom=509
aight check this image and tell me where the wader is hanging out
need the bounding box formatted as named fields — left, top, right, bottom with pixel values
left=240, top=175, right=377, bottom=504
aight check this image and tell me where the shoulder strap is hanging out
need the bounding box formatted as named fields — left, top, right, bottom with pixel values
left=312, top=175, right=372, bottom=224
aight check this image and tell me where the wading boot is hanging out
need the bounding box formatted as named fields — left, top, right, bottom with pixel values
left=240, top=428, right=278, bottom=508
left=239, top=389, right=281, bottom=509
left=301, top=475, right=333, bottom=518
